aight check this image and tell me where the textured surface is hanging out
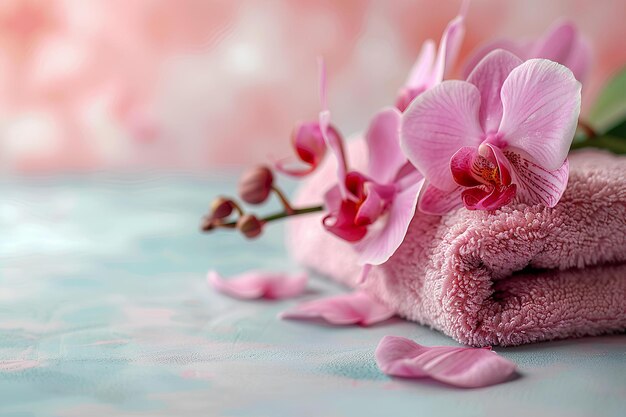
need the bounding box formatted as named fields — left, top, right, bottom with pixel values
left=291, top=145, right=626, bottom=346
left=0, top=173, right=625, bottom=417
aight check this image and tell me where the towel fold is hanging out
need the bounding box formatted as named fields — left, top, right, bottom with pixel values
left=288, top=140, right=626, bottom=346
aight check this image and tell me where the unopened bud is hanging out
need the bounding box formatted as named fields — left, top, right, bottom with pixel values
left=292, top=122, right=327, bottom=166
left=238, top=166, right=274, bottom=205
left=236, top=214, right=263, bottom=239
left=200, top=216, right=216, bottom=232
left=210, top=197, right=235, bottom=220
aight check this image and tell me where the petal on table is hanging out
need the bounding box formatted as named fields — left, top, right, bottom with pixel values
left=208, top=270, right=308, bottom=300
left=280, top=291, right=395, bottom=326
left=375, top=336, right=517, bottom=388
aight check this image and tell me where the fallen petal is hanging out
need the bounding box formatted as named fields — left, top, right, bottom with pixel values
left=376, top=336, right=517, bottom=388
left=208, top=270, right=307, bottom=300
left=280, top=291, right=394, bottom=326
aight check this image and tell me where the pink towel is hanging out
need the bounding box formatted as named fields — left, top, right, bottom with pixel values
left=288, top=140, right=626, bottom=346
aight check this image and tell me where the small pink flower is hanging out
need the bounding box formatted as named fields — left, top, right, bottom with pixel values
left=401, top=50, right=581, bottom=214
left=463, top=20, right=591, bottom=82
left=280, top=291, right=394, bottom=326
left=323, top=107, right=424, bottom=266
left=375, top=336, right=517, bottom=388
left=395, top=1, right=467, bottom=112
left=208, top=270, right=307, bottom=300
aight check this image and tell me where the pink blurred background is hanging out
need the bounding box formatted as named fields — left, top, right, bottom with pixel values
left=1, top=0, right=624, bottom=173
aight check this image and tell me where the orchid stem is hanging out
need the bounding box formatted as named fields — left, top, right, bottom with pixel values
left=272, top=185, right=295, bottom=215
left=577, top=119, right=597, bottom=140
left=205, top=205, right=324, bottom=231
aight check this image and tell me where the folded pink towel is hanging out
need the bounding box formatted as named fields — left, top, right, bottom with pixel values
left=288, top=141, right=626, bottom=346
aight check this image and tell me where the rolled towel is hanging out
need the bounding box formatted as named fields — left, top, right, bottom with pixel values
left=288, top=139, right=626, bottom=346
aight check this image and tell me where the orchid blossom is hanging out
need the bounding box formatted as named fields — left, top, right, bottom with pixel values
left=463, top=20, right=591, bottom=82
left=323, top=107, right=424, bottom=267
left=395, top=2, right=467, bottom=112
left=401, top=50, right=581, bottom=214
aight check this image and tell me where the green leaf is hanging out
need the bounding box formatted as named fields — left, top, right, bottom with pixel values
left=570, top=135, right=626, bottom=154
left=588, top=66, right=626, bottom=133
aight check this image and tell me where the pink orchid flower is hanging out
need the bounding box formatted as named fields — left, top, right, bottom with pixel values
left=401, top=49, right=581, bottom=214
left=463, top=20, right=591, bottom=82
left=375, top=336, right=517, bottom=388
left=275, top=59, right=342, bottom=177
left=280, top=291, right=395, bottom=326
left=323, top=107, right=424, bottom=266
left=395, top=3, right=467, bottom=112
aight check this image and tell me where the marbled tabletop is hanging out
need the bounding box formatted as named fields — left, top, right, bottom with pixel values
left=0, top=173, right=624, bottom=417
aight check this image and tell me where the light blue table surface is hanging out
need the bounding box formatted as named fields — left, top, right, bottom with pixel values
left=0, top=173, right=624, bottom=417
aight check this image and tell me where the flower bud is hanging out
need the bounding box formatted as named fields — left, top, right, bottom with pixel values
left=210, top=197, right=235, bottom=220
left=292, top=122, right=327, bottom=166
left=238, top=165, right=274, bottom=204
left=236, top=214, right=263, bottom=239
left=200, top=216, right=216, bottom=232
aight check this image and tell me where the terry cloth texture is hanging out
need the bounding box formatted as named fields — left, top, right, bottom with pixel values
left=288, top=141, right=626, bottom=346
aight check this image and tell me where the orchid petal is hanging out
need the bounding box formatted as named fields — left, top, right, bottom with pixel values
left=323, top=199, right=368, bottom=242
left=208, top=270, right=307, bottom=300
left=531, top=20, right=577, bottom=66
left=355, top=185, right=385, bottom=226
left=417, top=182, right=464, bottom=215
left=461, top=184, right=517, bottom=211
left=431, top=14, right=466, bottom=86
left=274, top=156, right=316, bottom=177
left=530, top=20, right=591, bottom=82
left=498, top=59, right=581, bottom=171
left=562, top=35, right=591, bottom=82
left=355, top=178, right=424, bottom=265
left=401, top=80, right=483, bottom=191
left=375, top=336, right=517, bottom=388
left=323, top=184, right=343, bottom=212
left=280, top=291, right=395, bottom=326
left=366, top=107, right=406, bottom=184
left=466, top=50, right=522, bottom=133
left=462, top=38, right=528, bottom=79
left=450, top=147, right=483, bottom=187
left=405, top=39, right=436, bottom=89
left=481, top=143, right=513, bottom=186
left=321, top=110, right=348, bottom=196
left=504, top=148, right=570, bottom=207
